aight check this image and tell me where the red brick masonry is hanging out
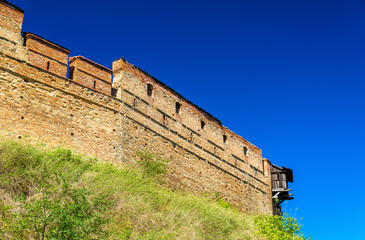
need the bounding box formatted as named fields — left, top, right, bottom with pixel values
left=0, top=0, right=272, bottom=214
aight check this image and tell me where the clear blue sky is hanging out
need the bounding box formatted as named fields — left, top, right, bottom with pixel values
left=10, top=0, right=365, bottom=239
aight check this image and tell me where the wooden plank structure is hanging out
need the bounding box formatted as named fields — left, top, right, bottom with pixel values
left=271, top=164, right=294, bottom=215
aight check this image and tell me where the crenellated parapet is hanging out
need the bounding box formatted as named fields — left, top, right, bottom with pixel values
left=69, top=56, right=112, bottom=95
left=0, top=0, right=112, bottom=95
left=24, top=32, right=70, bottom=78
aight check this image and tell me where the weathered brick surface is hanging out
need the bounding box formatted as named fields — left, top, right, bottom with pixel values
left=24, top=33, right=69, bottom=64
left=24, top=33, right=70, bottom=78
left=69, top=56, right=112, bottom=95
left=70, top=56, right=112, bottom=82
left=0, top=1, right=26, bottom=61
left=0, top=0, right=273, bottom=214
left=0, top=0, right=23, bottom=35
left=0, top=54, right=122, bottom=162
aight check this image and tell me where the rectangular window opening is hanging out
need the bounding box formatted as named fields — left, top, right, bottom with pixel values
left=244, top=146, right=248, bottom=155
left=176, top=102, right=181, bottom=114
left=201, top=120, right=206, bottom=130
left=147, top=83, right=153, bottom=97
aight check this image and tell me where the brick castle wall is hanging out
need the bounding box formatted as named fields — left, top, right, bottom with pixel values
left=0, top=0, right=272, bottom=214
left=113, top=58, right=272, bottom=213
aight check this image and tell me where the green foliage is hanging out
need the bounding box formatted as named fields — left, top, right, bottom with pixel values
left=136, top=150, right=168, bottom=179
left=212, top=192, right=234, bottom=210
left=0, top=141, right=311, bottom=239
left=255, top=213, right=311, bottom=240
left=15, top=187, right=109, bottom=239
left=0, top=200, right=14, bottom=238
left=0, top=142, right=110, bottom=239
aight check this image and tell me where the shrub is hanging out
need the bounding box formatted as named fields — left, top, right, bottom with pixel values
left=255, top=212, right=311, bottom=240
left=15, top=183, right=110, bottom=239
left=0, top=142, right=110, bottom=239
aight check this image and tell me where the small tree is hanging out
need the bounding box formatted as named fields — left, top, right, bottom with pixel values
left=10, top=148, right=111, bottom=239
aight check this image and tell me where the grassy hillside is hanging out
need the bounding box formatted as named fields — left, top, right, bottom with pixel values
left=0, top=141, right=308, bottom=239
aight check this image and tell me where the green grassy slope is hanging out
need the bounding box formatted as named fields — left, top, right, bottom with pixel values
left=0, top=141, right=308, bottom=240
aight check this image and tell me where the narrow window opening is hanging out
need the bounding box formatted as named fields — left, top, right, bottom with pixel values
left=223, top=135, right=227, bottom=144
left=176, top=102, right=181, bottom=114
left=69, top=66, right=75, bottom=79
left=112, top=88, right=118, bottom=97
left=244, top=146, right=248, bottom=156
left=201, top=120, right=206, bottom=130
left=46, top=61, right=50, bottom=70
left=163, top=114, right=167, bottom=125
left=93, top=81, right=96, bottom=89
left=147, top=83, right=153, bottom=97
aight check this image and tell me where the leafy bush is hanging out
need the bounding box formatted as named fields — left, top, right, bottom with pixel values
left=0, top=142, right=110, bottom=239
left=15, top=184, right=109, bottom=239
left=255, top=212, right=311, bottom=240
